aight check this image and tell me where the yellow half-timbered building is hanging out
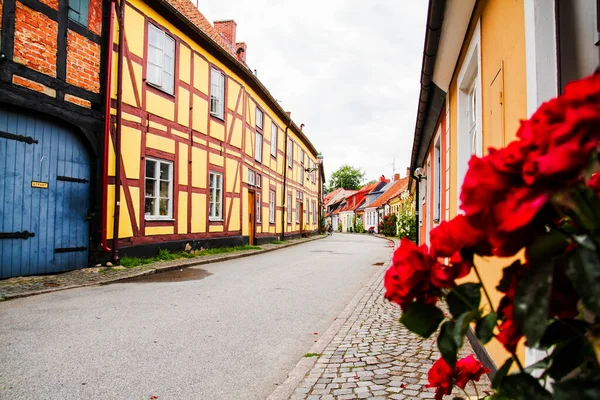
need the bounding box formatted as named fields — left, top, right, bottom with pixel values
left=104, top=0, right=322, bottom=258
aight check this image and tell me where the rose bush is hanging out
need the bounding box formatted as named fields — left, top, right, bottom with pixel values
left=384, top=72, right=600, bottom=399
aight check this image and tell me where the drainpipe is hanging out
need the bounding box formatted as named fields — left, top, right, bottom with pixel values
left=100, top=0, right=117, bottom=253
left=280, top=120, right=291, bottom=240
left=111, top=0, right=126, bottom=264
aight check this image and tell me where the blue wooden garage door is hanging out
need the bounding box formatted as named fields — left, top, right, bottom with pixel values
left=0, top=108, right=91, bottom=278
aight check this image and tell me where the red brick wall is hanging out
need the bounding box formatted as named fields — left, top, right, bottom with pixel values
left=39, top=0, right=58, bottom=10
left=66, top=30, right=101, bottom=93
left=214, top=20, right=236, bottom=45
left=13, top=2, right=58, bottom=77
left=88, top=0, right=103, bottom=35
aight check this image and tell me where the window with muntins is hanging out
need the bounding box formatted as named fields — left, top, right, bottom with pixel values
left=256, top=108, right=263, bottom=130
left=147, top=24, right=175, bottom=95
left=248, top=170, right=255, bottom=186
left=256, top=192, right=261, bottom=222
left=269, top=190, right=276, bottom=223
left=312, top=201, right=316, bottom=223
left=255, top=132, right=263, bottom=163
left=145, top=158, right=173, bottom=219
left=68, top=0, right=89, bottom=27
left=210, top=68, right=225, bottom=119
left=287, top=139, right=293, bottom=168
left=209, top=172, right=223, bottom=220
left=271, top=122, right=278, bottom=158
left=287, top=194, right=292, bottom=223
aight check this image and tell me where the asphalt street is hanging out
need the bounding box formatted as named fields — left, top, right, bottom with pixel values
left=0, top=234, right=392, bottom=400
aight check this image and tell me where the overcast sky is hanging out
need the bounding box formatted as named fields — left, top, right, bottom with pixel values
left=199, top=0, right=428, bottom=183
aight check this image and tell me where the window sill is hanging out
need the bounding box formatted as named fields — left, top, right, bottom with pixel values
left=210, top=114, right=225, bottom=122
left=145, top=217, right=175, bottom=221
left=208, top=218, right=224, bottom=223
left=146, top=82, right=175, bottom=98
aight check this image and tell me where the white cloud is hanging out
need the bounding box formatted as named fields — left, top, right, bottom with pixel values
left=198, top=0, right=427, bottom=182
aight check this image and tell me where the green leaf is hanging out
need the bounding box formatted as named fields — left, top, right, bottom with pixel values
left=476, top=312, right=497, bottom=344
left=492, top=358, right=513, bottom=389
left=554, top=375, right=600, bottom=400
left=497, top=373, right=552, bottom=400
left=523, top=354, right=551, bottom=374
left=446, top=283, right=482, bottom=318
left=497, top=261, right=522, bottom=293
left=513, top=257, right=554, bottom=347
left=526, top=229, right=570, bottom=262
left=566, top=242, right=600, bottom=315
left=547, top=338, right=589, bottom=381
left=438, top=321, right=458, bottom=367
left=453, top=309, right=481, bottom=348
left=538, top=319, right=589, bottom=350
left=399, top=302, right=444, bottom=338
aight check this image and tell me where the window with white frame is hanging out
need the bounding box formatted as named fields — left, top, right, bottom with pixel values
left=209, top=171, right=223, bottom=220
left=256, top=192, right=261, bottom=222
left=271, top=122, right=278, bottom=158
left=269, top=190, right=276, bottom=223
left=255, top=132, right=263, bottom=163
left=248, top=169, right=255, bottom=186
left=256, top=108, right=263, bottom=130
left=147, top=24, right=175, bottom=95
left=287, top=139, right=293, bottom=168
left=145, top=158, right=173, bottom=219
left=434, top=138, right=441, bottom=222
left=312, top=201, right=316, bottom=223
left=287, top=194, right=292, bottom=223
left=296, top=199, right=301, bottom=223
left=256, top=174, right=261, bottom=188
left=210, top=68, right=225, bottom=119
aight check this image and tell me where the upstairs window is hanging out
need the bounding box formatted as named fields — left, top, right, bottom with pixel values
left=68, top=0, right=89, bottom=27
left=147, top=24, right=175, bottom=95
left=287, top=139, right=293, bottom=168
left=210, top=68, right=225, bottom=119
left=255, top=132, right=263, bottom=163
left=248, top=170, right=255, bottom=186
left=256, top=108, right=264, bottom=130
left=271, top=122, right=278, bottom=158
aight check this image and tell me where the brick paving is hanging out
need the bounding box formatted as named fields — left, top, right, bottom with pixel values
left=0, top=235, right=324, bottom=301
left=285, top=241, right=491, bottom=400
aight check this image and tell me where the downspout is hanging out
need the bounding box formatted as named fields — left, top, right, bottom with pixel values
left=414, top=177, right=420, bottom=245
left=101, top=0, right=117, bottom=253
left=111, top=0, right=126, bottom=264
left=280, top=121, right=291, bottom=240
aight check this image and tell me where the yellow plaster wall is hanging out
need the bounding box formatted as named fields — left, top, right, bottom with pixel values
left=177, top=87, right=190, bottom=127
left=241, top=187, right=248, bottom=235
left=193, top=54, right=209, bottom=94
left=209, top=225, right=223, bottom=233
left=108, top=134, right=116, bottom=176
left=146, top=133, right=175, bottom=153
left=124, top=5, right=145, bottom=58
left=106, top=186, right=134, bottom=239
left=178, top=192, right=188, bottom=234
left=230, top=117, right=243, bottom=149
left=145, top=226, right=174, bottom=236
left=146, top=91, right=175, bottom=121
left=229, top=198, right=241, bottom=231
left=178, top=142, right=188, bottom=185
left=192, top=96, right=208, bottom=134
left=122, top=126, right=141, bottom=179
left=191, top=193, right=207, bottom=233
left=209, top=152, right=224, bottom=167
left=210, top=120, right=225, bottom=141
left=130, top=186, right=140, bottom=229
left=228, top=80, right=240, bottom=111
left=191, top=147, right=207, bottom=188
left=179, top=45, right=191, bottom=85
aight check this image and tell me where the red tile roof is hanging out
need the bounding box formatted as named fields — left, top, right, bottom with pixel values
left=368, top=177, right=409, bottom=209
left=337, top=183, right=378, bottom=213
left=323, top=188, right=343, bottom=205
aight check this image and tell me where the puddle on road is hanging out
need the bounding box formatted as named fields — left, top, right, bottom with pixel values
left=120, top=267, right=213, bottom=283
left=372, top=262, right=385, bottom=266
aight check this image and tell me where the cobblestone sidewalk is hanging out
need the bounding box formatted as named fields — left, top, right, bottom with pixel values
left=0, top=235, right=324, bottom=301
left=276, top=241, right=491, bottom=400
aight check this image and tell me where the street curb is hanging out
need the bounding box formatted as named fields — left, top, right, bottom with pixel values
left=267, top=235, right=397, bottom=400
left=0, top=235, right=326, bottom=302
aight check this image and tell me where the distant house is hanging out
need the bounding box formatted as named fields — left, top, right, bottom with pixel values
left=337, top=178, right=388, bottom=232
left=324, top=188, right=355, bottom=229
left=364, top=173, right=408, bottom=232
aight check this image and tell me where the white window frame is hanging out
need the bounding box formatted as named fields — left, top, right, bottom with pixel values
left=147, top=24, right=175, bottom=95
left=256, top=192, right=261, bottom=223
left=255, top=132, right=263, bottom=163
left=457, top=19, right=482, bottom=210
left=296, top=199, right=300, bottom=224
left=312, top=201, right=316, bottom=223
left=144, top=157, right=173, bottom=220
left=209, top=171, right=223, bottom=221
left=256, top=107, right=263, bottom=130
left=256, top=174, right=261, bottom=188
left=271, top=122, right=278, bottom=158
left=210, top=68, right=225, bottom=119
left=287, top=194, right=292, bottom=223
left=248, top=169, right=255, bottom=186
left=287, top=139, right=293, bottom=168
left=433, top=132, right=441, bottom=223
left=269, top=190, right=276, bottom=223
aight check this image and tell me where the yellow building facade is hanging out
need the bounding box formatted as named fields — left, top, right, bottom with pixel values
left=410, top=0, right=599, bottom=371
left=104, top=0, right=321, bottom=257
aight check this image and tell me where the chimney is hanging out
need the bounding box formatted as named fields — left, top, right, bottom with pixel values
left=394, top=173, right=400, bottom=181
left=406, top=167, right=411, bottom=177
left=379, top=175, right=387, bottom=182
left=213, top=20, right=236, bottom=45
left=236, top=42, right=247, bottom=64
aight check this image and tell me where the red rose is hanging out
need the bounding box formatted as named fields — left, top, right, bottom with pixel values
left=430, top=215, right=490, bottom=258
left=455, top=355, right=491, bottom=389
left=427, top=357, right=453, bottom=400
left=495, top=186, right=549, bottom=233
left=496, top=315, right=522, bottom=354
left=430, top=252, right=472, bottom=289
left=562, top=72, right=600, bottom=106
left=588, top=173, right=600, bottom=196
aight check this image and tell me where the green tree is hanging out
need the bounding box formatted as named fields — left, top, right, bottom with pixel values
left=328, top=165, right=365, bottom=191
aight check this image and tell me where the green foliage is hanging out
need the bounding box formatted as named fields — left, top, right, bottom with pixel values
left=337, top=221, right=342, bottom=232
left=397, top=197, right=416, bottom=241
left=353, top=216, right=365, bottom=233
left=378, top=214, right=397, bottom=237
left=119, top=245, right=262, bottom=268
left=400, top=302, right=445, bottom=338
left=328, top=165, right=365, bottom=191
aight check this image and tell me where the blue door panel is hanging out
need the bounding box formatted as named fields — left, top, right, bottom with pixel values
left=0, top=108, right=91, bottom=278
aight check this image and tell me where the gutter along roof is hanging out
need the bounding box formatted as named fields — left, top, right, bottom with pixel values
left=408, top=0, right=447, bottom=187
left=147, top=0, right=319, bottom=156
